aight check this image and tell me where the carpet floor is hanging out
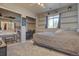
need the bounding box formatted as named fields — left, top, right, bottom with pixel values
left=7, top=40, right=67, bottom=56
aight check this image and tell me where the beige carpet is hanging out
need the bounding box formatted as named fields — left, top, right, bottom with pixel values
left=7, top=40, right=67, bottom=56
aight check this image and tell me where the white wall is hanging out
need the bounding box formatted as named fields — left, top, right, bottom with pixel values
left=36, top=4, right=78, bottom=32
left=0, top=3, right=36, bottom=18
left=78, top=4, right=79, bottom=29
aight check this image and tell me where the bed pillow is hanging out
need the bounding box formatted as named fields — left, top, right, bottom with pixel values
left=55, top=29, right=63, bottom=34
left=76, top=29, right=79, bottom=32
left=46, top=28, right=58, bottom=33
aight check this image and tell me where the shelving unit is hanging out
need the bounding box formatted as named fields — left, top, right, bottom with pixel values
left=26, top=16, right=36, bottom=31
left=36, top=16, right=46, bottom=32
left=61, top=10, right=78, bottom=31
left=61, top=15, right=77, bottom=19
left=0, top=8, right=22, bottom=42
left=0, top=16, right=16, bottom=31
left=0, top=16, right=15, bottom=20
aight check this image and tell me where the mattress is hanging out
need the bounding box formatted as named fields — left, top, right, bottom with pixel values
left=33, top=31, right=79, bottom=55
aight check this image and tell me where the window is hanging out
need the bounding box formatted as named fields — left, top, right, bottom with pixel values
left=48, top=15, right=59, bottom=28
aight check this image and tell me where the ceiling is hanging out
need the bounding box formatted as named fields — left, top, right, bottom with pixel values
left=3, top=3, right=74, bottom=14
left=14, top=3, right=74, bottom=14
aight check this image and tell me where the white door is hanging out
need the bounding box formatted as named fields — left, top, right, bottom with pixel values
left=21, top=26, right=26, bottom=43
left=21, top=18, right=26, bottom=43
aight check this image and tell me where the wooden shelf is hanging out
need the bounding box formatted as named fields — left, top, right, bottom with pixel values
left=61, top=15, right=77, bottom=19
left=61, top=21, right=77, bottom=24
left=27, top=21, right=35, bottom=24
left=0, top=16, right=15, bottom=21
left=28, top=22, right=35, bottom=24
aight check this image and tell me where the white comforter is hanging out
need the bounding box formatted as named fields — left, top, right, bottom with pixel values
left=33, top=31, right=79, bottom=55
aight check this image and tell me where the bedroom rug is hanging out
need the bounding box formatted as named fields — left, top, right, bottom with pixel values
left=7, top=40, right=67, bottom=56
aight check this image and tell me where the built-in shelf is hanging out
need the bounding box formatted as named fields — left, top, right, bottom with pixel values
left=61, top=21, right=78, bottom=24
left=61, top=15, right=78, bottom=19
left=0, top=16, right=15, bottom=22
left=28, top=22, right=35, bottom=24
left=27, top=20, right=35, bottom=24
left=60, top=9, right=77, bottom=14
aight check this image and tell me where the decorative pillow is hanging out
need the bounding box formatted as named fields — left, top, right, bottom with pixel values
left=76, top=29, right=79, bottom=32
left=55, top=29, right=63, bottom=33
left=0, top=38, right=2, bottom=40
left=46, top=28, right=58, bottom=32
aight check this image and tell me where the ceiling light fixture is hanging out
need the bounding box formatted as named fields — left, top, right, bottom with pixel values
left=68, top=6, right=72, bottom=11
left=37, top=3, right=45, bottom=8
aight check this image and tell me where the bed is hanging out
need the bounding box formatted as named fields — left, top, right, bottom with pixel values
left=33, top=29, right=79, bottom=55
